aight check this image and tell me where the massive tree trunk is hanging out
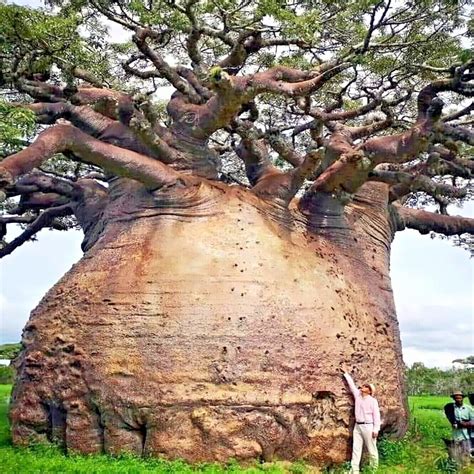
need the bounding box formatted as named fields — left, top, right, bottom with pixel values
left=2, top=2, right=472, bottom=467
left=10, top=178, right=407, bottom=465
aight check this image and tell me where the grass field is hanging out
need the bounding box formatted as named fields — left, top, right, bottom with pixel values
left=0, top=385, right=470, bottom=473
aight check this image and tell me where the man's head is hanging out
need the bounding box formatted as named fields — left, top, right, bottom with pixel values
left=360, top=383, right=375, bottom=396
left=451, top=391, right=465, bottom=405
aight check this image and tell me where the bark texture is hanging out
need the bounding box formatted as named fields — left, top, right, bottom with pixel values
left=10, top=180, right=407, bottom=465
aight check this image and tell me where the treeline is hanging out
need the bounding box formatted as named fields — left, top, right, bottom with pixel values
left=0, top=343, right=21, bottom=360
left=406, top=362, right=474, bottom=396
left=0, top=343, right=21, bottom=384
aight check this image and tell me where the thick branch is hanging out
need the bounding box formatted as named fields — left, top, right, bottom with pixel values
left=16, top=78, right=65, bottom=102
left=361, top=98, right=444, bottom=164
left=435, top=123, right=474, bottom=146
left=133, top=28, right=202, bottom=104
left=26, top=102, right=114, bottom=136
left=369, top=169, right=468, bottom=201
left=25, top=102, right=163, bottom=160
left=234, top=124, right=279, bottom=186
left=194, top=63, right=348, bottom=138
left=393, top=204, right=474, bottom=236
left=301, top=98, right=445, bottom=201
left=9, top=172, right=76, bottom=199
left=442, top=102, right=474, bottom=123
left=267, top=134, right=304, bottom=167
left=418, top=67, right=473, bottom=116
left=0, top=125, right=187, bottom=190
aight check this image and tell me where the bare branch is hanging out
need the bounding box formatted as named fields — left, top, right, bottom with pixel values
left=267, top=134, right=304, bottom=167
left=442, top=102, right=473, bottom=123
left=369, top=169, right=468, bottom=201
left=0, top=124, right=188, bottom=191
left=194, top=62, right=349, bottom=138
left=435, top=122, right=474, bottom=146
left=0, top=204, right=72, bottom=259
left=234, top=124, right=279, bottom=186
left=393, top=204, right=474, bottom=236
left=133, top=28, right=202, bottom=104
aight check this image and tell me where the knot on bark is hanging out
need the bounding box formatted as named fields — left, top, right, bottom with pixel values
left=0, top=166, right=14, bottom=190
left=207, top=67, right=231, bottom=89
left=427, top=97, right=444, bottom=120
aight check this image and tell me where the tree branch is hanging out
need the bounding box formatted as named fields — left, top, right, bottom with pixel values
left=435, top=122, right=474, bottom=146
left=233, top=123, right=279, bottom=186
left=0, top=204, right=72, bottom=259
left=0, top=124, right=188, bottom=191
left=133, top=28, right=202, bottom=104
left=193, top=62, right=349, bottom=138
left=393, top=204, right=474, bottom=236
left=369, top=169, right=468, bottom=202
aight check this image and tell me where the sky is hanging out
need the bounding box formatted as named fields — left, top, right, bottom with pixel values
left=0, top=0, right=473, bottom=369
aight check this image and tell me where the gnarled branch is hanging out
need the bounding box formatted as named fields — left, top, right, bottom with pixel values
left=0, top=124, right=188, bottom=191
left=393, top=204, right=474, bottom=236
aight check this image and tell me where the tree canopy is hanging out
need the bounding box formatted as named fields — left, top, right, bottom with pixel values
left=0, top=0, right=472, bottom=256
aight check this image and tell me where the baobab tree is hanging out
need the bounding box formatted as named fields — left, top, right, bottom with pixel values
left=1, top=0, right=472, bottom=466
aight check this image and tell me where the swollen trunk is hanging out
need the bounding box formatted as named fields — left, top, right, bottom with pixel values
left=10, top=180, right=407, bottom=465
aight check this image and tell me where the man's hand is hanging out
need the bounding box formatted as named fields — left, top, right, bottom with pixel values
left=372, top=432, right=378, bottom=439
left=339, top=365, right=349, bottom=375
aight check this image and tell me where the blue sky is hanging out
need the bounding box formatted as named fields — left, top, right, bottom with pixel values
left=1, top=0, right=473, bottom=368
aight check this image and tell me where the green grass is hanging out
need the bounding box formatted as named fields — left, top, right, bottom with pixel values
left=0, top=386, right=470, bottom=473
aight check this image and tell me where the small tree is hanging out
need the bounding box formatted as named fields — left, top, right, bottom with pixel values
left=0, top=0, right=472, bottom=465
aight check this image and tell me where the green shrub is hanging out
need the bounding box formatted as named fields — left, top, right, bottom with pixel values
left=0, top=366, right=14, bottom=384
left=435, top=455, right=458, bottom=473
left=0, top=343, right=21, bottom=360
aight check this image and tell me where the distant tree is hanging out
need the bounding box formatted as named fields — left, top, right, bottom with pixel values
left=0, top=343, right=22, bottom=360
left=0, top=0, right=472, bottom=465
left=0, top=366, right=14, bottom=385
left=405, top=362, right=474, bottom=396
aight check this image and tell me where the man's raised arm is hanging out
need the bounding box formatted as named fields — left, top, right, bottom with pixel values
left=343, top=372, right=360, bottom=398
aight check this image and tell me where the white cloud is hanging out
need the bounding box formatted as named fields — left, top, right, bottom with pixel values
left=392, top=230, right=474, bottom=368
left=402, top=347, right=464, bottom=368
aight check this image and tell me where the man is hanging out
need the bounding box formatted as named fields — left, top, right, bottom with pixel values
left=444, top=391, right=474, bottom=456
left=343, top=371, right=381, bottom=473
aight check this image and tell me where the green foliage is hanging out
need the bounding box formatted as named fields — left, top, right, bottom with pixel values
left=0, top=101, right=36, bottom=155
left=0, top=3, right=114, bottom=87
left=435, top=456, right=459, bottom=473
left=0, top=343, right=21, bottom=360
left=209, top=66, right=224, bottom=82
left=0, top=367, right=13, bottom=385
left=406, top=362, right=474, bottom=396
left=378, top=436, right=413, bottom=465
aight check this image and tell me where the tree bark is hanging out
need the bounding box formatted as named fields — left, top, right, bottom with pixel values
left=10, top=180, right=407, bottom=465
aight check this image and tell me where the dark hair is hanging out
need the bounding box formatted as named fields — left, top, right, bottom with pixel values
left=362, top=384, right=372, bottom=394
